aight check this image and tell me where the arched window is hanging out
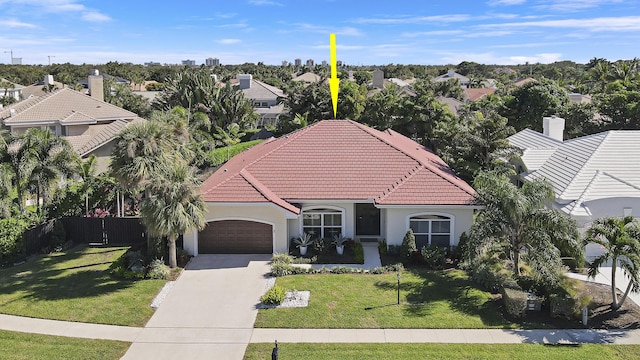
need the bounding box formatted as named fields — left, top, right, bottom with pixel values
left=409, top=214, right=452, bottom=248
left=302, top=207, right=344, bottom=240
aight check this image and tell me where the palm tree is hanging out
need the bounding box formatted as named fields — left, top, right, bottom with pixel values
left=585, top=216, right=640, bottom=310
left=470, top=172, right=582, bottom=280
left=22, top=128, right=78, bottom=214
left=76, top=154, right=98, bottom=217
left=213, top=123, right=245, bottom=161
left=3, top=133, right=36, bottom=213
left=140, top=162, right=205, bottom=268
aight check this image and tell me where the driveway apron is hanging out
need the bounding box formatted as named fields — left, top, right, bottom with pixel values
left=122, top=254, right=271, bottom=360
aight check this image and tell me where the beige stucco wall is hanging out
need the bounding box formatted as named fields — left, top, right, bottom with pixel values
left=384, top=207, right=474, bottom=247
left=183, top=203, right=290, bottom=256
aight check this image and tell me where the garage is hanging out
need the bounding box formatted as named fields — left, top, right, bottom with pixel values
left=198, top=220, right=273, bottom=254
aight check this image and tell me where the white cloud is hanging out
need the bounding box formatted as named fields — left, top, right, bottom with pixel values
left=248, top=0, right=283, bottom=6
left=479, top=16, right=640, bottom=32
left=0, top=18, right=36, bottom=28
left=82, top=11, right=111, bottom=22
left=487, top=0, right=526, bottom=5
left=534, top=0, right=624, bottom=12
left=217, top=38, right=242, bottom=44
left=488, top=41, right=571, bottom=48
left=352, top=14, right=471, bottom=24
left=437, top=50, right=562, bottom=65
left=293, top=23, right=363, bottom=36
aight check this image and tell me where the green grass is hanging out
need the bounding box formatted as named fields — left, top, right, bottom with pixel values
left=0, top=245, right=166, bottom=326
left=0, top=330, right=130, bottom=360
left=209, top=139, right=263, bottom=166
left=244, top=343, right=640, bottom=360
left=255, top=269, right=532, bottom=329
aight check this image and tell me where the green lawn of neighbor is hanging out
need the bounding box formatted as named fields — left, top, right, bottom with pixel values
left=254, top=269, right=550, bottom=329
left=0, top=330, right=130, bottom=360
left=0, top=245, right=166, bottom=327
left=244, top=343, right=640, bottom=360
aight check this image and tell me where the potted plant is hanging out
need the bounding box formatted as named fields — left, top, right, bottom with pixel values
left=332, top=235, right=349, bottom=255
left=294, top=233, right=314, bottom=256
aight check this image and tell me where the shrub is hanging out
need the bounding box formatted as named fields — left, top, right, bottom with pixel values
left=387, top=245, right=401, bottom=256
left=502, top=287, right=528, bottom=318
left=385, top=263, right=405, bottom=272
left=549, top=277, right=591, bottom=319
left=378, top=239, right=387, bottom=255
left=271, top=253, right=293, bottom=265
left=0, top=217, right=31, bottom=266
left=400, top=229, right=417, bottom=260
left=271, top=263, right=295, bottom=277
left=352, top=242, right=364, bottom=263
left=147, top=258, right=170, bottom=279
left=420, top=245, right=446, bottom=270
left=261, top=284, right=286, bottom=305
left=471, top=263, right=510, bottom=292
left=330, top=266, right=351, bottom=274
left=313, top=237, right=331, bottom=254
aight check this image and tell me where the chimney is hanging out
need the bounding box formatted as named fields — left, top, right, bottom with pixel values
left=543, top=115, right=565, bottom=142
left=237, top=74, right=252, bottom=90
left=88, top=69, right=104, bottom=102
left=44, top=74, right=54, bottom=85
left=372, top=69, right=384, bottom=89
left=447, top=69, right=455, bottom=78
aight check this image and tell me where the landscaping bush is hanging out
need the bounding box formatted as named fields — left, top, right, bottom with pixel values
left=313, top=237, right=331, bottom=255
left=0, top=217, right=30, bottom=266
left=378, top=239, right=387, bottom=255
left=471, top=262, right=510, bottom=293
left=353, top=241, right=364, bottom=263
left=330, top=266, right=352, bottom=274
left=147, top=258, right=170, bottom=280
left=502, top=287, right=528, bottom=318
left=400, top=229, right=417, bottom=260
left=261, top=284, right=286, bottom=305
left=549, top=277, right=591, bottom=319
left=387, top=245, right=401, bottom=256
left=420, top=245, right=446, bottom=270
left=271, top=253, right=293, bottom=265
left=109, top=250, right=145, bottom=280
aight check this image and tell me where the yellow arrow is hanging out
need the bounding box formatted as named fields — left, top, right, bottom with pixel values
left=329, top=33, right=339, bottom=118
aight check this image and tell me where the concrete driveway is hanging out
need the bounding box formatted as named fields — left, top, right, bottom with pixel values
left=122, top=254, right=271, bottom=360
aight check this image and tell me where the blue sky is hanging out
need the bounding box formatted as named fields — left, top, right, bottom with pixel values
left=1, top=0, right=639, bottom=65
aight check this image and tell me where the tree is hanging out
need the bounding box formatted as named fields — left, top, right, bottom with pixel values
left=213, top=123, right=246, bottom=161
left=469, top=172, right=582, bottom=282
left=501, top=80, right=569, bottom=131
left=76, top=154, right=98, bottom=217
left=585, top=216, right=640, bottom=310
left=140, top=162, right=205, bottom=268
left=22, top=128, right=78, bottom=214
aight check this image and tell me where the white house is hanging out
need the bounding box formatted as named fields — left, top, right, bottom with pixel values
left=184, top=120, right=478, bottom=255
left=509, top=116, right=640, bottom=257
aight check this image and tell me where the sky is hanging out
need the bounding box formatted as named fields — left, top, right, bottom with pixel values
left=1, top=0, right=639, bottom=66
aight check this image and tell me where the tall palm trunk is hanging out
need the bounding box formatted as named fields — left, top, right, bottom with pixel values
left=611, top=259, right=619, bottom=309
left=168, top=235, right=177, bottom=268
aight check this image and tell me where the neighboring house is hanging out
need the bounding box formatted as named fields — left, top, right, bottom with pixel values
left=568, top=92, right=592, bottom=104
left=184, top=120, right=478, bottom=255
left=509, top=116, right=640, bottom=257
left=463, top=88, right=496, bottom=102
left=78, top=73, right=130, bottom=89
left=432, top=70, right=469, bottom=88
left=369, top=70, right=417, bottom=97
left=0, top=78, right=24, bottom=101
left=0, top=83, right=144, bottom=173
left=437, top=96, right=465, bottom=117
left=236, top=74, right=286, bottom=128
left=292, top=72, right=323, bottom=84
left=514, top=77, right=537, bottom=87
left=21, top=75, right=65, bottom=99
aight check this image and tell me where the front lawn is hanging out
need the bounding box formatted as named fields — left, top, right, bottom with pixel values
left=0, top=245, right=166, bottom=326
left=0, top=330, right=130, bottom=360
left=254, top=269, right=540, bottom=329
left=244, top=343, right=640, bottom=360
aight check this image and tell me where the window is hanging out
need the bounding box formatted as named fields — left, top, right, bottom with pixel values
left=409, top=214, right=451, bottom=248
left=302, top=208, right=343, bottom=240
left=261, top=102, right=269, bottom=107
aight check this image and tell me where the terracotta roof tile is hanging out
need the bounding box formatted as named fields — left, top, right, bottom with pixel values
left=200, top=120, right=475, bottom=213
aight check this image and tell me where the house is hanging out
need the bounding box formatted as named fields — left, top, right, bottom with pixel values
left=21, top=75, right=65, bottom=98
left=463, top=88, right=496, bottom=102
left=432, top=69, right=469, bottom=88
left=292, top=72, right=323, bottom=84
left=436, top=96, right=464, bottom=117
left=183, top=119, right=478, bottom=255
left=508, top=116, right=640, bottom=257
left=0, top=76, right=144, bottom=173
left=0, top=78, right=24, bottom=101
left=514, top=77, right=537, bottom=87
left=568, top=92, right=592, bottom=104
left=236, top=74, right=286, bottom=128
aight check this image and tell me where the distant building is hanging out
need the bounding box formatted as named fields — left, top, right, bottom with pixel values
left=182, top=59, right=196, bottom=66
left=294, top=58, right=302, bottom=66
left=337, top=60, right=343, bottom=67
left=236, top=74, right=286, bottom=128
left=432, top=69, right=469, bottom=88
left=306, top=59, right=314, bottom=67
left=282, top=60, right=289, bottom=66
left=144, top=61, right=161, bottom=66
left=321, top=60, right=328, bottom=66
left=206, top=57, right=220, bottom=66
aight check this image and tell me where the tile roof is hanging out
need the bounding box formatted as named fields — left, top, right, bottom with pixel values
left=0, top=88, right=138, bottom=125
left=240, top=80, right=285, bottom=101
left=464, top=88, right=496, bottom=102
left=65, top=118, right=144, bottom=156
left=200, top=120, right=476, bottom=213
left=292, top=72, right=323, bottom=83
left=514, top=77, right=537, bottom=87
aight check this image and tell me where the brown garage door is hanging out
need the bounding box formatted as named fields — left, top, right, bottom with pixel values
left=198, top=220, right=273, bottom=254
